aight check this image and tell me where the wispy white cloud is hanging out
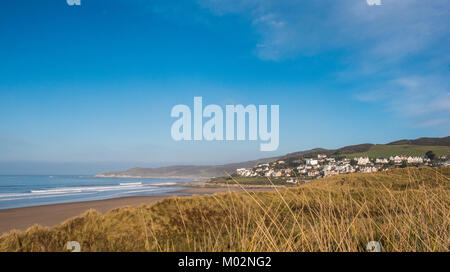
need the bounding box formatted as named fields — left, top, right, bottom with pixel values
left=198, top=0, right=450, bottom=129
left=198, top=0, right=449, bottom=63
left=355, top=76, right=450, bottom=129
left=366, top=0, right=381, bottom=6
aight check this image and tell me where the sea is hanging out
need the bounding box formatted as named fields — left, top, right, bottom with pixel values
left=0, top=175, right=193, bottom=210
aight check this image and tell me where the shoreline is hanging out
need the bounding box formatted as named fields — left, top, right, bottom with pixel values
left=0, top=185, right=276, bottom=235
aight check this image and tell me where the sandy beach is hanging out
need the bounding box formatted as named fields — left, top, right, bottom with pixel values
left=0, top=186, right=275, bottom=235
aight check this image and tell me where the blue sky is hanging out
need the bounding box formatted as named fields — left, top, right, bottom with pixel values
left=0, top=0, right=449, bottom=174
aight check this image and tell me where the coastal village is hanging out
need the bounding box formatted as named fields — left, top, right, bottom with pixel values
left=236, top=153, right=448, bottom=184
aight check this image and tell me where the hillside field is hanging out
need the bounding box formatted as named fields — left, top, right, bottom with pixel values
left=345, top=144, right=450, bottom=158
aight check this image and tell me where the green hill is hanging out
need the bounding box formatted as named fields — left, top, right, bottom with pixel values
left=344, top=144, right=450, bottom=158
left=388, top=136, right=450, bottom=146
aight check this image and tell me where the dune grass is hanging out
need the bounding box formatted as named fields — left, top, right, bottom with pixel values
left=0, top=166, right=449, bottom=252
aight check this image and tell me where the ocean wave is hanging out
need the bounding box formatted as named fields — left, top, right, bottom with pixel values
left=119, top=182, right=143, bottom=186
left=150, top=182, right=177, bottom=186
left=30, top=184, right=145, bottom=195
left=0, top=192, right=97, bottom=201
left=0, top=176, right=181, bottom=209
left=0, top=182, right=164, bottom=200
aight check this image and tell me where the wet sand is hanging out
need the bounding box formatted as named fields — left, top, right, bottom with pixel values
left=0, top=186, right=275, bottom=235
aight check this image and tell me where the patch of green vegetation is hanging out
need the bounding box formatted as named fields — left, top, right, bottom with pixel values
left=344, top=144, right=450, bottom=158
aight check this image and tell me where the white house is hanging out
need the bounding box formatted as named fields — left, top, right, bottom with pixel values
left=236, top=168, right=247, bottom=175
left=265, top=169, right=274, bottom=177
left=236, top=168, right=253, bottom=177
left=356, top=157, right=370, bottom=165
left=326, top=157, right=336, bottom=163
left=375, top=158, right=389, bottom=164
left=307, top=170, right=320, bottom=177
left=390, top=156, right=406, bottom=164
left=407, top=156, right=423, bottom=164
left=306, top=159, right=318, bottom=166
left=360, top=166, right=378, bottom=173
left=286, top=178, right=297, bottom=184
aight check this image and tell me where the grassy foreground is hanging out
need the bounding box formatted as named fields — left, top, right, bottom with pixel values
left=0, top=166, right=449, bottom=252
